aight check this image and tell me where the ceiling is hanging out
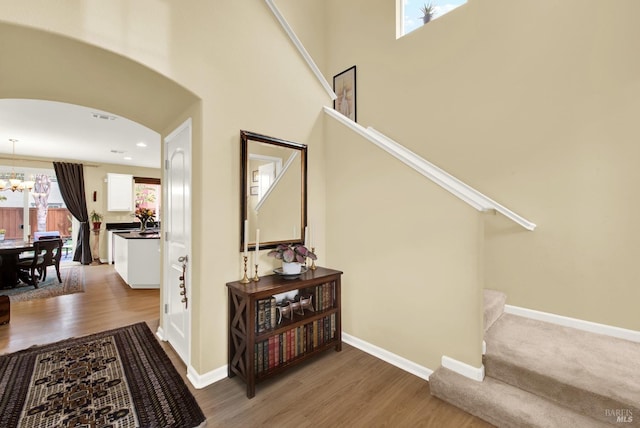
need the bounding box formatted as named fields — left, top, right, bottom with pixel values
left=0, top=99, right=161, bottom=169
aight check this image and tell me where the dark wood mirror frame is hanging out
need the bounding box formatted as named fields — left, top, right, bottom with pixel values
left=240, top=130, right=307, bottom=252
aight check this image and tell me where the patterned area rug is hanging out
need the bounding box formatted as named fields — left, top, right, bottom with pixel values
left=0, top=322, right=206, bottom=428
left=1, top=265, right=84, bottom=302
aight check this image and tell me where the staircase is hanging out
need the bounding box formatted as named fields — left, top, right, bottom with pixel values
left=430, top=290, right=640, bottom=427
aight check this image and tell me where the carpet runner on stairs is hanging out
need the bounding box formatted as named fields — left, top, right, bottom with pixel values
left=430, top=289, right=640, bottom=427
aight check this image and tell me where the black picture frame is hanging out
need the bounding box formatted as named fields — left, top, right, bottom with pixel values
left=333, top=65, right=357, bottom=122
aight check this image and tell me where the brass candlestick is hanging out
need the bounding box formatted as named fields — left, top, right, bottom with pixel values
left=310, top=247, right=317, bottom=270
left=253, top=264, right=260, bottom=282
left=240, top=255, right=251, bottom=283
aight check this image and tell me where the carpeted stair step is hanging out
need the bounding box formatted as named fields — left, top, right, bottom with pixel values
left=484, top=313, right=640, bottom=426
left=430, top=367, right=609, bottom=427
left=483, top=289, right=506, bottom=333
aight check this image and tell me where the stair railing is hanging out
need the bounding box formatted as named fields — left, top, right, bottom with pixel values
left=324, top=107, right=536, bottom=231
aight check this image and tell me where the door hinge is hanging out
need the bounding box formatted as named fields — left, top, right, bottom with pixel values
left=164, top=303, right=168, bottom=314
left=165, top=231, right=169, bottom=241
left=165, top=159, right=170, bottom=170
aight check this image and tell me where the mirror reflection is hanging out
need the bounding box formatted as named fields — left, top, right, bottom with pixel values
left=241, top=130, right=307, bottom=251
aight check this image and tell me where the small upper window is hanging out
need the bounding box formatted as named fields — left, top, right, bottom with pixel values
left=398, top=0, right=467, bottom=38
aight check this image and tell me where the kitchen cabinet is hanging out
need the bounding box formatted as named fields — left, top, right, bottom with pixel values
left=107, top=173, right=133, bottom=211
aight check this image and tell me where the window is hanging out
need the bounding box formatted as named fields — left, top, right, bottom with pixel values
left=134, top=177, right=161, bottom=220
left=398, top=0, right=467, bottom=38
left=0, top=167, right=72, bottom=240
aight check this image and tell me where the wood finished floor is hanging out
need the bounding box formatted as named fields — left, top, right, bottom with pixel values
left=0, top=264, right=493, bottom=428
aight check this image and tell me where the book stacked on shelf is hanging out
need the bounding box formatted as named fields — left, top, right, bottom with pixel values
left=256, top=297, right=277, bottom=333
left=254, top=313, right=337, bottom=374
left=303, top=281, right=335, bottom=312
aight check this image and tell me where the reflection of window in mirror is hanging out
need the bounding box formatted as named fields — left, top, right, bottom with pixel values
left=134, top=177, right=161, bottom=221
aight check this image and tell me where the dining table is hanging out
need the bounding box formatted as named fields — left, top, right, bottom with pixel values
left=0, top=239, right=35, bottom=288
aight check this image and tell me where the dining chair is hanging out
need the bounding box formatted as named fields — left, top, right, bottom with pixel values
left=17, top=239, right=63, bottom=287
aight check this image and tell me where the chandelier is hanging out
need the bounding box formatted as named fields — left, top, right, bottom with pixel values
left=0, top=139, right=35, bottom=192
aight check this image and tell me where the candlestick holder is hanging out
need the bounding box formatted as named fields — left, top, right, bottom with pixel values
left=240, top=256, right=251, bottom=284
left=253, top=264, right=260, bottom=282
left=310, top=247, right=317, bottom=270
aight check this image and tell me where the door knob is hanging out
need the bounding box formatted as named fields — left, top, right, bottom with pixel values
left=178, top=255, right=188, bottom=263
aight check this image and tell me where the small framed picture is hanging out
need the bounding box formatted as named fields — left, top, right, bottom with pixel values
left=250, top=186, right=259, bottom=196
left=333, top=65, right=357, bottom=122
left=252, top=170, right=259, bottom=182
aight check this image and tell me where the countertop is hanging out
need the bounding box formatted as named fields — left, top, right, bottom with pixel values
left=113, top=231, right=160, bottom=239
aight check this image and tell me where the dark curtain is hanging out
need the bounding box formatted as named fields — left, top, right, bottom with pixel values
left=53, top=162, right=92, bottom=264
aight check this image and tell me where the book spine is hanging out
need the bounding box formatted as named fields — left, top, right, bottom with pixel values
left=270, top=297, right=276, bottom=330
left=257, top=341, right=263, bottom=374
left=269, top=335, right=275, bottom=369
left=257, top=299, right=266, bottom=333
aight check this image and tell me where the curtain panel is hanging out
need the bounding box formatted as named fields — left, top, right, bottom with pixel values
left=53, top=162, right=92, bottom=264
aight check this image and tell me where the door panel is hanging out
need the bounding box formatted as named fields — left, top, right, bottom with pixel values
left=163, top=119, right=191, bottom=364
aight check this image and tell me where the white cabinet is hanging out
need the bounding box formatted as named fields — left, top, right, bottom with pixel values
left=107, top=173, right=133, bottom=211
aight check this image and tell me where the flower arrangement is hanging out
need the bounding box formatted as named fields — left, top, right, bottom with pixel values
left=0, top=229, right=5, bottom=234
left=267, top=243, right=317, bottom=263
left=134, top=207, right=155, bottom=229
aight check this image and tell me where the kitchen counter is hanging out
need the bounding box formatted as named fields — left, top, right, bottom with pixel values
left=113, top=232, right=160, bottom=289
left=114, top=230, right=161, bottom=239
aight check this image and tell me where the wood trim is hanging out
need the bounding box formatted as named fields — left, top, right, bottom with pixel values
left=133, top=176, right=161, bottom=185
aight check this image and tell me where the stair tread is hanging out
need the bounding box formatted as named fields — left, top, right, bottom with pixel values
left=430, top=367, right=611, bottom=427
left=485, top=313, right=640, bottom=412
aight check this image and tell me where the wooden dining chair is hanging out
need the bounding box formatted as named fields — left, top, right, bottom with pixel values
left=17, top=239, right=63, bottom=287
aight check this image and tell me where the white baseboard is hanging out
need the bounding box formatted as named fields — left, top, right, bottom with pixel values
left=342, top=333, right=433, bottom=380
left=504, top=304, right=640, bottom=343
left=441, top=355, right=485, bottom=381
left=155, top=326, right=166, bottom=341
left=186, top=364, right=228, bottom=389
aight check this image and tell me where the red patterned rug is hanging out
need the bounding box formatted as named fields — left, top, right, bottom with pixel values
left=0, top=322, right=205, bottom=427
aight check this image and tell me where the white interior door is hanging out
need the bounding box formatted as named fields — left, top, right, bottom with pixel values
left=162, top=118, right=192, bottom=364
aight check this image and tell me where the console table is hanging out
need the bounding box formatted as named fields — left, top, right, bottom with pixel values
left=227, top=266, right=342, bottom=398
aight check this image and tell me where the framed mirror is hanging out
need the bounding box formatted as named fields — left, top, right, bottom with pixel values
left=240, top=130, right=307, bottom=251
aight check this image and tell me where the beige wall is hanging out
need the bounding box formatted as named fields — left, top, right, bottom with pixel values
left=0, top=1, right=329, bottom=376
left=323, top=0, right=640, bottom=333
left=1, top=0, right=637, bottom=381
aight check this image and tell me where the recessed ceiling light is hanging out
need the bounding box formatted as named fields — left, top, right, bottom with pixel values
left=136, top=142, right=147, bottom=148
left=123, top=156, right=133, bottom=161
left=110, top=149, right=125, bottom=154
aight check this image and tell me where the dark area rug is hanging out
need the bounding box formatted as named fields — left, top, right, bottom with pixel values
left=1, top=265, right=84, bottom=302
left=0, top=322, right=206, bottom=428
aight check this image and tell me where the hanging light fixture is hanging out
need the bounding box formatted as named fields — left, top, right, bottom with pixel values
left=0, top=139, right=35, bottom=192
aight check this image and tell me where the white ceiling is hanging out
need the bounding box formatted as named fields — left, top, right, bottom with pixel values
left=0, top=99, right=161, bottom=169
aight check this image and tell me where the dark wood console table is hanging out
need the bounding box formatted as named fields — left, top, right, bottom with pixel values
left=227, top=266, right=342, bottom=398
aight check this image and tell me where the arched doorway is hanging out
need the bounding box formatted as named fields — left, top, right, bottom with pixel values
left=0, top=21, right=201, bottom=365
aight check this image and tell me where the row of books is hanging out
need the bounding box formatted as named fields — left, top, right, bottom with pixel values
left=254, top=282, right=336, bottom=333
left=254, top=313, right=337, bottom=374
left=303, top=281, right=335, bottom=313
